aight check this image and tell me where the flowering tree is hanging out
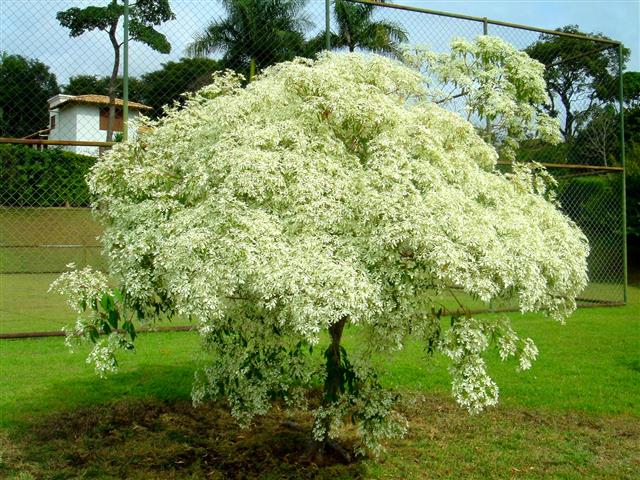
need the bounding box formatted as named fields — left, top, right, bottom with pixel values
left=52, top=46, right=588, bottom=457
left=402, top=36, right=562, bottom=160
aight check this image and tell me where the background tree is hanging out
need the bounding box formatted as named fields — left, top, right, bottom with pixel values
left=0, top=53, right=60, bottom=138
left=138, top=57, right=223, bottom=117
left=53, top=52, right=588, bottom=458
left=622, top=71, right=640, bottom=108
left=573, top=105, right=619, bottom=166
left=623, top=100, right=640, bottom=261
left=525, top=25, right=629, bottom=141
left=186, top=0, right=311, bottom=80
left=64, top=74, right=145, bottom=103
left=310, top=0, right=407, bottom=57
left=57, top=0, right=175, bottom=142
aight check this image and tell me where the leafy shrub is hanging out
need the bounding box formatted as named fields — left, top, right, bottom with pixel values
left=0, top=144, right=94, bottom=207
left=557, top=174, right=623, bottom=283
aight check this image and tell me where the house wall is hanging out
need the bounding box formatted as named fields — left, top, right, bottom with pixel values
left=74, top=104, right=102, bottom=156
left=48, top=107, right=76, bottom=143
left=48, top=104, right=145, bottom=157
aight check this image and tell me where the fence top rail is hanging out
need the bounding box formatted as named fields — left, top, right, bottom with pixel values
left=0, top=138, right=115, bottom=147
left=346, top=0, right=621, bottom=46
left=496, top=161, right=624, bottom=172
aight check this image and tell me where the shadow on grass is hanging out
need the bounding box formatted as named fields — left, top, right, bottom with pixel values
left=2, top=365, right=366, bottom=480
left=2, top=364, right=196, bottom=429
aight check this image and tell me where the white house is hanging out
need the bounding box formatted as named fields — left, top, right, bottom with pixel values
left=47, top=94, right=152, bottom=156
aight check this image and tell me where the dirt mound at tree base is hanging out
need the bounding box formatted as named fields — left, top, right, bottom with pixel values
left=11, top=397, right=363, bottom=479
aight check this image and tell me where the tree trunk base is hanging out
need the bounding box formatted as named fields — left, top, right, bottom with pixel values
left=280, top=421, right=353, bottom=464
left=302, top=438, right=352, bottom=465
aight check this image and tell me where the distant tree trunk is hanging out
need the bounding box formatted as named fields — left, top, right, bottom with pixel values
left=249, top=58, right=256, bottom=82
left=560, top=91, right=574, bottom=140
left=107, top=17, right=121, bottom=143
left=346, top=31, right=355, bottom=52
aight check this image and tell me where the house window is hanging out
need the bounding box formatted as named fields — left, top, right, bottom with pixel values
left=50, top=115, right=56, bottom=129
left=99, top=107, right=124, bottom=131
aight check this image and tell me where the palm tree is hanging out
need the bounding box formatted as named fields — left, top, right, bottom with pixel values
left=312, top=0, right=408, bottom=57
left=186, top=0, right=312, bottom=80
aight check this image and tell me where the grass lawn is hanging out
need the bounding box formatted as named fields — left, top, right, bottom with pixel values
left=0, top=286, right=638, bottom=479
left=0, top=274, right=193, bottom=335
left=0, top=207, right=105, bottom=274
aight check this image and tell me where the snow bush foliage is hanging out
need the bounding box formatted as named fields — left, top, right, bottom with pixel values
left=402, top=36, right=563, bottom=159
left=51, top=44, right=588, bottom=454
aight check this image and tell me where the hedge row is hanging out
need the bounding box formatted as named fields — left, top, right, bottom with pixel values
left=0, top=144, right=95, bottom=207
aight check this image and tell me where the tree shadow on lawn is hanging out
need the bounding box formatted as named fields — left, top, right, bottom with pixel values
left=2, top=365, right=366, bottom=480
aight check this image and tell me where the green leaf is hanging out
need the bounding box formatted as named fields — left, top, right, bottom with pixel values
left=123, top=320, right=136, bottom=342
left=108, top=309, right=119, bottom=329
left=101, top=320, right=112, bottom=335
left=111, top=288, right=124, bottom=304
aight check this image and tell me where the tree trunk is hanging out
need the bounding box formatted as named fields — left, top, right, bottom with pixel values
left=322, top=316, right=347, bottom=430
left=107, top=17, right=120, bottom=143
left=301, top=316, right=352, bottom=463
left=249, top=58, right=256, bottom=82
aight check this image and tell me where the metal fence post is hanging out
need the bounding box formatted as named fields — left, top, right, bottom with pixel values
left=325, top=0, right=331, bottom=50
left=123, top=0, right=129, bottom=142
left=619, top=43, right=628, bottom=304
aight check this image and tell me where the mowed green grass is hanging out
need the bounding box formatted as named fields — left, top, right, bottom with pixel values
left=0, top=287, right=638, bottom=478
left=0, top=207, right=105, bottom=274
left=0, top=274, right=194, bottom=334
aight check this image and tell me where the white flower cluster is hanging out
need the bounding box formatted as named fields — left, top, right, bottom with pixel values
left=403, top=36, right=563, bottom=159
left=49, top=264, right=108, bottom=314
left=519, top=338, right=539, bottom=371
left=86, top=333, right=129, bottom=378
left=439, top=315, right=541, bottom=413
left=49, top=264, right=110, bottom=354
left=54, top=49, right=588, bottom=451
left=312, top=369, right=408, bottom=457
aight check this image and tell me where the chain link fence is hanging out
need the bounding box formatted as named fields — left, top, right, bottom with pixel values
left=0, top=0, right=628, bottom=333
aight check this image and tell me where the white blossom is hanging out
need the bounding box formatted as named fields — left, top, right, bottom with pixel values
left=519, top=338, right=539, bottom=371
left=403, top=36, right=563, bottom=159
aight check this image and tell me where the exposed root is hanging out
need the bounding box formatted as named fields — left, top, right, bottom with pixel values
left=301, top=438, right=352, bottom=465
left=280, top=420, right=305, bottom=431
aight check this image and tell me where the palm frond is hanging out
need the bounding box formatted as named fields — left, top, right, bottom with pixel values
left=186, top=21, right=235, bottom=57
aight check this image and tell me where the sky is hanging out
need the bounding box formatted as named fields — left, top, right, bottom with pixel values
left=0, top=0, right=638, bottom=86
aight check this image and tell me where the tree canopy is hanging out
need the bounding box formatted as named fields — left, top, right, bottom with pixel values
left=622, top=71, right=640, bottom=108
left=52, top=49, right=588, bottom=455
left=329, top=0, right=407, bottom=56
left=64, top=58, right=223, bottom=117
left=57, top=0, right=174, bottom=53
left=138, top=57, right=224, bottom=117
left=186, top=0, right=312, bottom=80
left=525, top=25, right=628, bottom=140
left=64, top=74, right=144, bottom=101
left=0, top=53, right=60, bottom=138
left=403, top=36, right=561, bottom=160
